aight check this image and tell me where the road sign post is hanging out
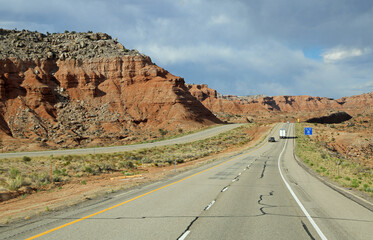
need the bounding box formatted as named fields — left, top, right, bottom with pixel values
left=337, top=160, right=342, bottom=177
left=305, top=127, right=313, bottom=136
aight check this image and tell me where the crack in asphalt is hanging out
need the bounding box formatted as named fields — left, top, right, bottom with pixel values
left=260, top=161, right=268, bottom=179
left=301, top=220, right=316, bottom=240
left=175, top=160, right=252, bottom=239
left=257, top=191, right=275, bottom=215
left=46, top=214, right=373, bottom=222
left=177, top=217, right=199, bottom=240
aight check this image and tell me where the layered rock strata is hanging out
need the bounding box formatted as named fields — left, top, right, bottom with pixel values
left=187, top=84, right=373, bottom=122
left=0, top=29, right=221, bottom=151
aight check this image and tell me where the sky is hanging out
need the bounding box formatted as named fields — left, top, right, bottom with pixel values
left=1, top=0, right=373, bottom=99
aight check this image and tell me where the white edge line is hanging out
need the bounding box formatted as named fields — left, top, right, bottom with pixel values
left=278, top=127, right=327, bottom=240
left=178, top=230, right=190, bottom=240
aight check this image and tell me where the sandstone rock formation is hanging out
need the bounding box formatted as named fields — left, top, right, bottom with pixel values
left=336, top=92, right=373, bottom=115
left=0, top=29, right=221, bottom=151
left=187, top=84, right=373, bottom=122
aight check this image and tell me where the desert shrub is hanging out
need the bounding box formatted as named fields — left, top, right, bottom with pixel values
left=159, top=128, right=168, bottom=137
left=10, top=168, right=20, bottom=179
left=120, top=161, right=135, bottom=169
left=351, top=179, right=359, bottom=188
left=53, top=169, right=61, bottom=176
left=142, top=157, right=153, bottom=164
left=23, top=156, right=31, bottom=162
left=99, top=164, right=112, bottom=172
left=30, top=172, right=49, bottom=186
left=61, top=168, right=68, bottom=176
left=53, top=175, right=62, bottom=182
left=83, top=166, right=93, bottom=174
left=8, top=175, right=24, bottom=190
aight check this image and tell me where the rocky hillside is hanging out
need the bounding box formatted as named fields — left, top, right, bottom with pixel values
left=187, top=84, right=373, bottom=122
left=0, top=29, right=221, bottom=151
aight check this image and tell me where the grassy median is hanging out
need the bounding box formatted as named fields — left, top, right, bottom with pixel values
left=1, top=124, right=261, bottom=193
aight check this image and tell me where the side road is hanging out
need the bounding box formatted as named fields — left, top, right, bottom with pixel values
left=0, top=124, right=243, bottom=159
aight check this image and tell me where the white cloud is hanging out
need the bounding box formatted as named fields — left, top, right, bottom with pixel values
left=322, top=46, right=371, bottom=63
left=1, top=0, right=373, bottom=99
left=140, top=43, right=234, bottom=65
left=351, top=81, right=373, bottom=91
left=209, top=15, right=231, bottom=25
left=257, top=82, right=291, bottom=96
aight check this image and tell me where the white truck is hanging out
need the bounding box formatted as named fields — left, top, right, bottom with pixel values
left=279, top=128, right=286, bottom=139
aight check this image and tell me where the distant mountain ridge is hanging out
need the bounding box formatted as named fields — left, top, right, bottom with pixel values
left=187, top=84, right=373, bottom=122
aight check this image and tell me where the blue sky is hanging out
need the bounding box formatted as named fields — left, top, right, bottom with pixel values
left=1, top=0, right=373, bottom=99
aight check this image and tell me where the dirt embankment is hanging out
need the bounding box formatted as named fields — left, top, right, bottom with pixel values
left=304, top=113, right=373, bottom=170
left=322, top=118, right=373, bottom=169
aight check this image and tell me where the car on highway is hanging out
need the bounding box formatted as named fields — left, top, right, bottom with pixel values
left=268, top=137, right=276, bottom=142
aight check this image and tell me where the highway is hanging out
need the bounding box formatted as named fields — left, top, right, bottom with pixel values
left=0, top=124, right=243, bottom=159
left=1, top=123, right=372, bottom=239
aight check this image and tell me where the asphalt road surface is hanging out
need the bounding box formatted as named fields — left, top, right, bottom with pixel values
left=1, top=123, right=372, bottom=240
left=0, top=124, right=243, bottom=159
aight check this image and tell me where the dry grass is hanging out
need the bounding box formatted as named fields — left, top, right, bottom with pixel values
left=0, top=124, right=256, bottom=194
left=295, top=123, right=373, bottom=196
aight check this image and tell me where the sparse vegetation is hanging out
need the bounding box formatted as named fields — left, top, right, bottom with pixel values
left=158, top=128, right=168, bottom=137
left=22, top=156, right=31, bottom=162
left=295, top=123, right=373, bottom=196
left=8, top=174, right=24, bottom=191
left=0, top=124, right=260, bottom=195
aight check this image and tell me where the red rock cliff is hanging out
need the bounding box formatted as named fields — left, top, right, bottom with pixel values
left=0, top=29, right=221, bottom=151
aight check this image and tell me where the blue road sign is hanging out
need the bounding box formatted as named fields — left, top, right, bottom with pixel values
left=305, top=127, right=313, bottom=135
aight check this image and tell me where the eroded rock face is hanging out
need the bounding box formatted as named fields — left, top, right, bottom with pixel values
left=0, top=29, right=221, bottom=151
left=337, top=92, right=373, bottom=115
left=187, top=84, right=340, bottom=114
left=187, top=84, right=373, bottom=122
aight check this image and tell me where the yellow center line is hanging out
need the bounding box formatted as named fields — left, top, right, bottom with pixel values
left=26, top=124, right=279, bottom=239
